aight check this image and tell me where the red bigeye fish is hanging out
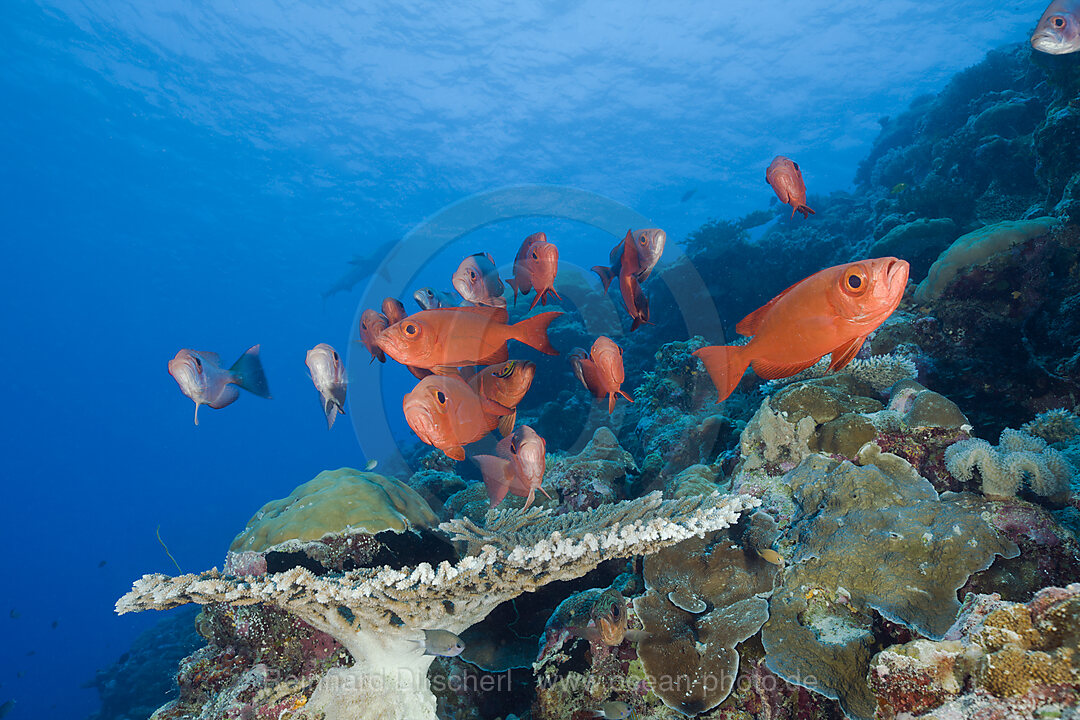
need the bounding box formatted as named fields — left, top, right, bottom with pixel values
left=570, top=336, right=634, bottom=413
left=168, top=345, right=271, bottom=425
left=359, top=309, right=389, bottom=363
left=507, top=232, right=561, bottom=309
left=1032, top=0, right=1080, bottom=54
left=403, top=375, right=511, bottom=461
left=473, top=424, right=550, bottom=509
left=467, top=359, right=536, bottom=436
left=453, top=252, right=507, bottom=308
left=382, top=297, right=408, bottom=325
left=305, top=343, right=347, bottom=429
left=592, top=229, right=662, bottom=331
left=766, top=156, right=815, bottom=219
left=376, top=306, right=561, bottom=373
left=693, top=257, right=910, bottom=403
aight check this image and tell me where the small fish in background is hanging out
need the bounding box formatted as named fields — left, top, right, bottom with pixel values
left=680, top=187, right=697, bottom=203
left=758, top=548, right=785, bottom=566
left=766, top=155, right=815, bottom=219
left=0, top=699, right=15, bottom=719
left=8, top=609, right=19, bottom=619
left=413, top=287, right=458, bottom=310
left=382, top=297, right=408, bottom=325
left=403, top=375, right=511, bottom=460
left=618, top=271, right=651, bottom=332
left=1031, top=0, right=1080, bottom=54
left=168, top=346, right=271, bottom=425
left=452, top=252, right=507, bottom=308
left=694, top=257, right=910, bottom=403
left=305, top=343, right=347, bottom=429
left=364, top=458, right=378, bottom=471
left=474, top=424, right=550, bottom=509
left=890, top=182, right=908, bottom=195
left=467, top=359, right=536, bottom=436
left=358, top=309, right=389, bottom=363
left=588, top=701, right=634, bottom=719
left=570, top=337, right=634, bottom=413
left=51, top=619, right=58, bottom=629
left=97, top=560, right=107, bottom=568
left=507, top=231, right=561, bottom=309
left=377, top=306, right=561, bottom=373
left=414, top=629, right=465, bottom=657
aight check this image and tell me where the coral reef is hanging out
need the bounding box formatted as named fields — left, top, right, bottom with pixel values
left=945, top=427, right=1076, bottom=499
left=118, top=490, right=758, bottom=720
left=869, top=584, right=1080, bottom=718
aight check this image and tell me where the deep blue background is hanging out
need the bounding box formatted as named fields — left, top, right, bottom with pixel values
left=0, top=1, right=1041, bottom=716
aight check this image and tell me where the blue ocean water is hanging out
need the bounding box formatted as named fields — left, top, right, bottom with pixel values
left=0, top=1, right=1045, bottom=717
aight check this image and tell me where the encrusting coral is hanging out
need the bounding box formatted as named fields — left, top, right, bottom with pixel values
left=945, top=428, right=1076, bottom=499
left=869, top=584, right=1080, bottom=718
left=117, top=489, right=759, bottom=720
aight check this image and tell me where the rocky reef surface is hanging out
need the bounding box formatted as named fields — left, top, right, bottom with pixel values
left=96, top=41, right=1080, bottom=720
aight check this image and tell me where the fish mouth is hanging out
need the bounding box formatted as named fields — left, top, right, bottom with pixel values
left=883, top=257, right=910, bottom=295
left=1031, top=30, right=1068, bottom=53
left=403, top=403, right=436, bottom=445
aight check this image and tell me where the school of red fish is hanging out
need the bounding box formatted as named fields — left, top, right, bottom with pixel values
left=168, top=154, right=919, bottom=508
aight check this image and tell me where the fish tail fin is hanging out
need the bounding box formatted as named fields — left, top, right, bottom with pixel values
left=692, top=344, right=751, bottom=403
left=474, top=455, right=514, bottom=506
left=631, top=316, right=645, bottom=332
left=797, top=204, right=815, bottom=218
left=229, top=345, right=272, bottom=399
left=591, top=265, right=614, bottom=293
left=511, top=311, right=562, bottom=355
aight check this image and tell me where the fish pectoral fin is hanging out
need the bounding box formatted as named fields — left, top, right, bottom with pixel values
left=827, top=334, right=869, bottom=372
left=750, top=357, right=820, bottom=380
left=496, top=409, right=517, bottom=437
left=193, top=403, right=200, bottom=426
left=432, top=366, right=464, bottom=377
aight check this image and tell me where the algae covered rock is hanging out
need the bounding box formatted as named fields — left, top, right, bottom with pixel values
left=870, top=217, right=959, bottom=279
left=914, top=217, right=1059, bottom=302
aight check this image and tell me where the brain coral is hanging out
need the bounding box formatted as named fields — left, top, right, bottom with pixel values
left=229, top=468, right=440, bottom=553
left=913, top=216, right=1059, bottom=302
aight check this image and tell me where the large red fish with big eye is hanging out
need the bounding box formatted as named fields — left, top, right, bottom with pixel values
left=402, top=375, right=511, bottom=461
left=359, top=309, right=389, bottom=363
left=507, top=232, right=561, bottom=309
left=693, top=257, right=909, bottom=403
left=376, top=306, right=560, bottom=373
left=766, top=156, right=815, bottom=219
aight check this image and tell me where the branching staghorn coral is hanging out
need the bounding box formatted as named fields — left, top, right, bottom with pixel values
left=117, top=490, right=758, bottom=720
left=945, top=428, right=1076, bottom=498
left=764, top=353, right=917, bottom=393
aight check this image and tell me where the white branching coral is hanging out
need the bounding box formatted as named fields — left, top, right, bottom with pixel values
left=117, top=491, right=758, bottom=720
left=765, top=353, right=917, bottom=393
left=945, top=428, right=1076, bottom=499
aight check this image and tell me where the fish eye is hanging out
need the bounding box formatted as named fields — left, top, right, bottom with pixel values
left=405, top=324, right=418, bottom=336
left=469, top=270, right=476, bottom=281
left=531, top=251, right=539, bottom=259
left=332, top=350, right=340, bottom=361
left=847, top=274, right=862, bottom=289
left=436, top=391, right=447, bottom=404
left=193, top=356, right=202, bottom=370
left=1054, top=16, right=1066, bottom=27
left=510, top=441, right=518, bottom=453
left=792, top=161, right=800, bottom=171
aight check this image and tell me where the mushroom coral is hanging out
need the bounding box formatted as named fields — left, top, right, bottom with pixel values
left=117, top=489, right=759, bottom=720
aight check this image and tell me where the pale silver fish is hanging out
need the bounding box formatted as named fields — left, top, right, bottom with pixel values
left=452, top=252, right=507, bottom=308
left=305, top=343, right=347, bottom=429
left=413, top=287, right=459, bottom=310
left=417, top=629, right=465, bottom=657
left=478, top=424, right=551, bottom=509
left=589, top=701, right=633, bottom=719
left=168, top=346, right=271, bottom=425
left=1032, top=0, right=1080, bottom=54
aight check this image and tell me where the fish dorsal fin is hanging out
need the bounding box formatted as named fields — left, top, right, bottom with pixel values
left=735, top=278, right=805, bottom=336
left=751, top=357, right=820, bottom=381
left=444, top=305, right=510, bottom=324
left=827, top=334, right=868, bottom=372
